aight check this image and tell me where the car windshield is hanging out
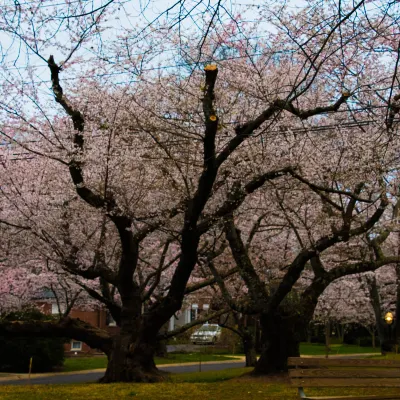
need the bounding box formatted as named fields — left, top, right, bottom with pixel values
left=197, top=325, right=218, bottom=332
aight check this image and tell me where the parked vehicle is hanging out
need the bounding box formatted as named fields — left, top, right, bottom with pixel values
left=190, top=324, right=222, bottom=344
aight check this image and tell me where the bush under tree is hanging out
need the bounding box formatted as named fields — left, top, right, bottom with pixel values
left=0, top=308, right=65, bottom=373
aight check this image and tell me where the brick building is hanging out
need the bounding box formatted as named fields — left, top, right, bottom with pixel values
left=36, top=290, right=118, bottom=355
left=36, top=290, right=211, bottom=355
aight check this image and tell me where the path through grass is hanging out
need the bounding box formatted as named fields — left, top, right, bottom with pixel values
left=61, top=343, right=379, bottom=372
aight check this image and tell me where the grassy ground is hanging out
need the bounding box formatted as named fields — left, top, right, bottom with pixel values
left=369, top=352, right=400, bottom=360
left=61, top=343, right=379, bottom=372
left=62, top=353, right=238, bottom=372
left=0, top=368, right=399, bottom=400
left=299, top=342, right=378, bottom=355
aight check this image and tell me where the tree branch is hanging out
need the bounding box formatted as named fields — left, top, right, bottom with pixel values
left=157, top=308, right=229, bottom=340
left=0, top=317, right=112, bottom=355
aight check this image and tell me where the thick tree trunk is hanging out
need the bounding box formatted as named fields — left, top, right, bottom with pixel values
left=253, top=313, right=300, bottom=375
left=242, top=330, right=257, bottom=367
left=155, top=340, right=168, bottom=358
left=101, top=334, right=165, bottom=383
left=101, top=297, right=167, bottom=383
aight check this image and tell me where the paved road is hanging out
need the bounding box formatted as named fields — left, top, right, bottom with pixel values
left=0, top=361, right=245, bottom=386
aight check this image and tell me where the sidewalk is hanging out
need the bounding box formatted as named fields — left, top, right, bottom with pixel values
left=0, top=357, right=246, bottom=382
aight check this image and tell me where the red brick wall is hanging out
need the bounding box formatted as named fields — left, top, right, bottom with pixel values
left=65, top=308, right=116, bottom=355
left=36, top=301, right=119, bottom=356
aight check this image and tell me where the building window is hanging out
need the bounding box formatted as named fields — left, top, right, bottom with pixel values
left=51, top=303, right=65, bottom=315
left=190, top=304, right=198, bottom=322
left=71, top=341, right=82, bottom=351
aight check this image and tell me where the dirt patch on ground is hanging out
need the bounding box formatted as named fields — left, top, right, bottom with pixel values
left=232, top=371, right=291, bottom=384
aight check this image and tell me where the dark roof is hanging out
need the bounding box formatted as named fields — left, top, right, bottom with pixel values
left=32, top=288, right=56, bottom=300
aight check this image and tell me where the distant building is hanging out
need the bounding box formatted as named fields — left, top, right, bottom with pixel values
left=168, top=301, right=211, bottom=331
left=35, top=289, right=211, bottom=355
left=34, top=289, right=118, bottom=355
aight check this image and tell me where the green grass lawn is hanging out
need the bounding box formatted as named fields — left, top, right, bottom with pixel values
left=369, top=352, right=400, bottom=360
left=299, top=342, right=379, bottom=355
left=62, top=353, right=238, bottom=372
left=1, top=368, right=399, bottom=400
left=61, top=343, right=379, bottom=372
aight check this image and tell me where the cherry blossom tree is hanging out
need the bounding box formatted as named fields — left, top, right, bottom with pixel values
left=1, top=0, right=400, bottom=382
left=314, top=278, right=376, bottom=347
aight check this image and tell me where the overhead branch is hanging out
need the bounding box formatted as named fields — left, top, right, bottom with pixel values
left=161, top=242, right=230, bottom=295
left=48, top=56, right=103, bottom=208
left=75, top=281, right=121, bottom=325
left=289, top=171, right=371, bottom=203
left=141, top=241, right=171, bottom=302
left=157, top=308, right=229, bottom=340
left=0, top=317, right=112, bottom=355
left=198, top=167, right=295, bottom=234
left=302, top=254, right=400, bottom=318
left=63, top=258, right=117, bottom=285
left=310, top=255, right=326, bottom=278
left=48, top=55, right=129, bottom=223
left=223, top=216, right=269, bottom=306
left=0, top=219, right=31, bottom=230
left=216, top=95, right=350, bottom=168
left=268, top=193, right=388, bottom=312
left=369, top=198, right=400, bottom=257
left=342, top=183, right=365, bottom=233
left=275, top=94, right=350, bottom=120
left=141, top=251, right=181, bottom=295
left=208, top=260, right=257, bottom=314
left=329, top=257, right=400, bottom=282
left=185, top=266, right=239, bottom=294
left=246, top=212, right=269, bottom=251
left=63, top=290, right=82, bottom=318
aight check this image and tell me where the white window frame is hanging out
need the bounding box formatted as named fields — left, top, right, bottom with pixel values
left=51, top=303, right=65, bottom=315
left=71, top=341, right=82, bottom=351
left=185, top=308, right=191, bottom=324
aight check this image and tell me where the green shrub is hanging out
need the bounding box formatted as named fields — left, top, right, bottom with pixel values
left=218, top=328, right=242, bottom=354
left=0, top=308, right=65, bottom=373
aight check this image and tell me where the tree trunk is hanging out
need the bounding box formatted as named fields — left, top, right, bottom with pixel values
left=337, top=323, right=345, bottom=343
left=155, top=323, right=169, bottom=358
left=242, top=330, right=257, bottom=367
left=101, top=334, right=165, bottom=383
left=325, top=320, right=331, bottom=358
left=366, top=276, right=391, bottom=353
left=253, top=313, right=300, bottom=375
left=305, top=324, right=311, bottom=343
left=380, top=324, right=394, bottom=354
left=155, top=340, right=168, bottom=358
